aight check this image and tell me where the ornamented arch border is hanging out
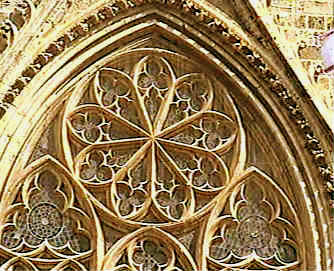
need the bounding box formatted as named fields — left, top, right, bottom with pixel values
left=0, top=0, right=332, bottom=270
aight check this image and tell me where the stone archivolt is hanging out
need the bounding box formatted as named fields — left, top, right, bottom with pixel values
left=0, top=0, right=331, bottom=270
left=0, top=0, right=34, bottom=54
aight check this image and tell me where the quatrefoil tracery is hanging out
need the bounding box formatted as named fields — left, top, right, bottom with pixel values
left=66, top=51, right=240, bottom=223
left=103, top=228, right=197, bottom=271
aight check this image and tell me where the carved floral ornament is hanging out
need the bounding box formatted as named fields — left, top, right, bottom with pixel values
left=0, top=49, right=302, bottom=270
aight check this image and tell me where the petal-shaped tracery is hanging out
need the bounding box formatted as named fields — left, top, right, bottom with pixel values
left=95, top=68, right=147, bottom=130
left=162, top=111, right=237, bottom=154
left=133, top=55, right=175, bottom=131
left=64, top=49, right=242, bottom=226
left=0, top=3, right=315, bottom=269
left=110, top=142, right=152, bottom=220
left=75, top=141, right=147, bottom=186
left=68, top=105, right=147, bottom=145
left=163, top=73, right=213, bottom=129
left=159, top=141, right=229, bottom=192
left=153, top=155, right=194, bottom=221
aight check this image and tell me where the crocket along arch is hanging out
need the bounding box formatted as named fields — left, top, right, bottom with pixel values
left=0, top=2, right=332, bottom=271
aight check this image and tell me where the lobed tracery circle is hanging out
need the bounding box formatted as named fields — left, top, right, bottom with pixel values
left=66, top=50, right=241, bottom=225
left=28, top=203, right=63, bottom=239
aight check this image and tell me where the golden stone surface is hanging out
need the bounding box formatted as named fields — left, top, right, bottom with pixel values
left=0, top=0, right=332, bottom=270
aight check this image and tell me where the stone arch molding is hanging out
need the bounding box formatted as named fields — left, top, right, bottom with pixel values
left=0, top=2, right=332, bottom=271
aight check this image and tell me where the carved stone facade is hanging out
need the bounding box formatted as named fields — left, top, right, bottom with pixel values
left=0, top=0, right=332, bottom=270
left=250, top=0, right=334, bottom=131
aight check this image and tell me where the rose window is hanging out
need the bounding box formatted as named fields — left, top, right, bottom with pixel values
left=65, top=50, right=240, bottom=223
left=0, top=47, right=301, bottom=270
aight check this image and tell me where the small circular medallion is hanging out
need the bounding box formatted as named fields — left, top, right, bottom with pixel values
left=28, top=203, right=63, bottom=239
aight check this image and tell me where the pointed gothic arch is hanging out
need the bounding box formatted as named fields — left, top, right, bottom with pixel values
left=0, top=1, right=332, bottom=270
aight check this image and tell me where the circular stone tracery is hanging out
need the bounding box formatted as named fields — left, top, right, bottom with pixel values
left=28, top=203, right=63, bottom=239
left=67, top=50, right=241, bottom=224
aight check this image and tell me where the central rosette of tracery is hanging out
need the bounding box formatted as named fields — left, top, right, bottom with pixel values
left=66, top=51, right=239, bottom=223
